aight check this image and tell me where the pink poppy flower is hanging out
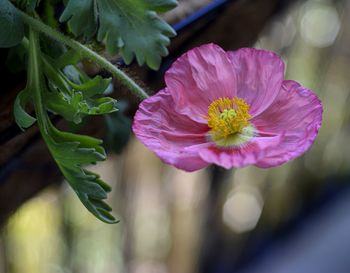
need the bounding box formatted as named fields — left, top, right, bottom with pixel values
left=132, top=44, right=323, bottom=171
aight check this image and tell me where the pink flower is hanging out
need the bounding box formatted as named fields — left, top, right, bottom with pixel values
left=132, top=44, right=323, bottom=171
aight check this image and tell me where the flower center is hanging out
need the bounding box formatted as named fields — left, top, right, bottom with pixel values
left=207, top=97, right=254, bottom=147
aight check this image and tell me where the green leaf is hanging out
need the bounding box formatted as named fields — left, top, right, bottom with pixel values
left=24, top=27, right=117, bottom=224
left=60, top=0, right=177, bottom=70
left=15, top=0, right=40, bottom=11
left=41, top=57, right=117, bottom=124
left=55, top=49, right=82, bottom=69
left=46, top=122, right=118, bottom=223
left=0, top=0, right=24, bottom=47
left=67, top=73, right=112, bottom=98
left=40, top=35, right=66, bottom=58
left=45, top=90, right=117, bottom=124
left=146, top=0, right=177, bottom=12
left=59, top=0, right=97, bottom=40
left=14, top=89, right=36, bottom=130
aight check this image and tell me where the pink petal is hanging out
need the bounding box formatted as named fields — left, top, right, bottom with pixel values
left=252, top=80, right=323, bottom=168
left=132, top=89, right=210, bottom=171
left=198, top=135, right=283, bottom=169
left=133, top=44, right=323, bottom=171
left=165, top=43, right=237, bottom=123
left=227, top=48, right=285, bottom=117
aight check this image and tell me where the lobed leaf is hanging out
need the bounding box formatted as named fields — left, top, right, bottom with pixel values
left=0, top=0, right=24, bottom=47
left=60, top=0, right=177, bottom=70
left=14, top=89, right=36, bottom=130
left=59, top=0, right=97, bottom=39
left=15, top=0, right=41, bottom=11
left=55, top=49, right=82, bottom=69
left=41, top=55, right=117, bottom=124
left=18, top=27, right=118, bottom=224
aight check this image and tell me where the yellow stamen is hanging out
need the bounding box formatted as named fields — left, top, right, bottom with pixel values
left=207, top=97, right=252, bottom=147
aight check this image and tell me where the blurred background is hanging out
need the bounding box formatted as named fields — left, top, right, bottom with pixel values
left=1, top=0, right=350, bottom=272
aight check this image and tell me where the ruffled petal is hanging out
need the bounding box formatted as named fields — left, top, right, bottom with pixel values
left=252, top=80, right=323, bottom=168
left=198, top=135, right=283, bottom=169
left=132, top=89, right=210, bottom=171
left=165, top=43, right=237, bottom=123
left=227, top=48, right=285, bottom=117
left=133, top=44, right=323, bottom=171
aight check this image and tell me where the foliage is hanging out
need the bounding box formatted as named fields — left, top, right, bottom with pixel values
left=0, top=0, right=177, bottom=222
left=60, top=0, right=177, bottom=69
left=14, top=29, right=117, bottom=223
left=0, top=0, right=24, bottom=47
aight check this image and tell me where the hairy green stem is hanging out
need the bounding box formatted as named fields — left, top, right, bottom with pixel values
left=28, top=27, right=49, bottom=133
left=19, top=10, right=149, bottom=100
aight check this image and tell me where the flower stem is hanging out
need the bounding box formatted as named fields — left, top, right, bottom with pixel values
left=28, top=27, right=49, bottom=133
left=18, top=10, right=149, bottom=100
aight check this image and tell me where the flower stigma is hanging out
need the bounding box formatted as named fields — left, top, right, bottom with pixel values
left=207, top=97, right=255, bottom=147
